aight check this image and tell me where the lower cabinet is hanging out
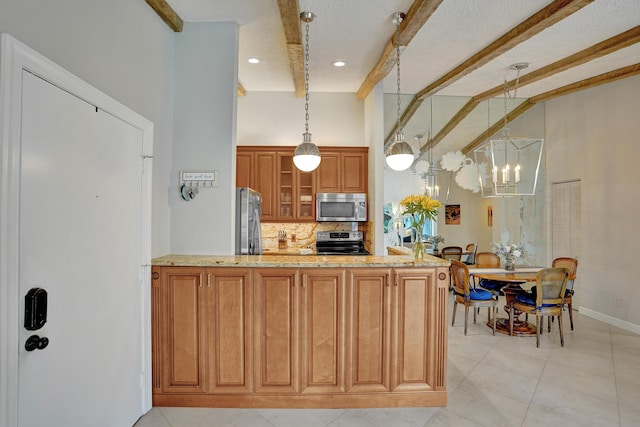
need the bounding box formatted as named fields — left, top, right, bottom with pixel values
left=152, top=265, right=448, bottom=407
left=152, top=267, right=252, bottom=396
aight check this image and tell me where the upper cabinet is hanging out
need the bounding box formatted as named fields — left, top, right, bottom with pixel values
left=317, top=147, right=368, bottom=194
left=237, top=146, right=368, bottom=222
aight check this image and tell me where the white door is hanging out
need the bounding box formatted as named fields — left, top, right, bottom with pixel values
left=17, top=71, right=144, bottom=426
left=552, top=180, right=582, bottom=307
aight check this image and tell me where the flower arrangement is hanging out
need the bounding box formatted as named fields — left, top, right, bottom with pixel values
left=491, top=242, right=526, bottom=270
left=429, top=235, right=445, bottom=251
left=400, top=194, right=441, bottom=259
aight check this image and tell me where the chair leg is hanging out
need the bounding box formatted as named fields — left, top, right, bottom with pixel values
left=540, top=316, right=544, bottom=335
left=535, top=317, right=540, bottom=347
left=464, top=306, right=469, bottom=335
left=473, top=305, right=477, bottom=324
left=548, top=315, right=551, bottom=333
left=559, top=314, right=564, bottom=347
left=569, top=302, right=574, bottom=330
left=452, top=300, right=457, bottom=326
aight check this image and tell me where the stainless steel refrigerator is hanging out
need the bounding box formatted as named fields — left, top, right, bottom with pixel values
left=235, top=187, right=262, bottom=254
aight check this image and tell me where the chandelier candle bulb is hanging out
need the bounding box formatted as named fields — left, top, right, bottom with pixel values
left=493, top=166, right=498, bottom=184
left=515, top=164, right=521, bottom=183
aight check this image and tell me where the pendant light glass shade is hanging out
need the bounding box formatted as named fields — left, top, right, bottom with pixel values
left=293, top=133, right=321, bottom=172
left=385, top=133, right=414, bottom=171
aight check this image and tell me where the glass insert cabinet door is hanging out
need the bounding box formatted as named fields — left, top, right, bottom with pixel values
left=278, top=153, right=315, bottom=220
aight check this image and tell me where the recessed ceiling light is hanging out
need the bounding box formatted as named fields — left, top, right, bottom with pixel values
left=332, top=61, right=347, bottom=68
left=248, top=57, right=260, bottom=64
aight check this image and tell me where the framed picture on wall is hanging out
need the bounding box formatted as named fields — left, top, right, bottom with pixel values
left=445, top=204, right=461, bottom=225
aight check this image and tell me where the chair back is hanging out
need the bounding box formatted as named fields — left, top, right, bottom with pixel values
left=441, top=246, right=463, bottom=260
left=552, top=257, right=578, bottom=290
left=463, top=243, right=477, bottom=264
left=450, top=260, right=470, bottom=296
left=475, top=252, right=500, bottom=268
left=536, top=268, right=569, bottom=308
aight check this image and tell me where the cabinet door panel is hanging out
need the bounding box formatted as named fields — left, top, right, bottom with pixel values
left=254, top=269, right=299, bottom=393
left=316, top=152, right=341, bottom=193
left=346, top=268, right=391, bottom=393
left=236, top=151, right=253, bottom=188
left=393, top=269, right=433, bottom=392
left=210, top=269, right=252, bottom=394
left=255, top=152, right=277, bottom=220
left=161, top=268, right=207, bottom=393
left=342, top=152, right=367, bottom=193
left=301, top=269, right=345, bottom=393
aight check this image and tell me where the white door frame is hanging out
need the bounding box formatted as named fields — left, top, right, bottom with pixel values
left=0, top=34, right=154, bottom=427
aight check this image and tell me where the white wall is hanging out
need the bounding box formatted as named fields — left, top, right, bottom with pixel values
left=170, top=23, right=239, bottom=255
left=237, top=92, right=364, bottom=146
left=0, top=0, right=175, bottom=257
left=545, top=75, right=640, bottom=331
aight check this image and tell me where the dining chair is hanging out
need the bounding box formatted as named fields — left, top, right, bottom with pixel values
left=552, top=257, right=579, bottom=330
left=474, top=252, right=509, bottom=296
left=450, top=260, right=498, bottom=335
left=441, top=246, right=463, bottom=260
left=510, top=267, right=569, bottom=347
left=463, top=243, right=477, bottom=265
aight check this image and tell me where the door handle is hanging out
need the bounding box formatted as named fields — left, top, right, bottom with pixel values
left=25, top=335, right=49, bottom=352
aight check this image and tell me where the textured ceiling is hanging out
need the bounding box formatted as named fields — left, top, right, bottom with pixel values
left=164, top=0, right=640, bottom=156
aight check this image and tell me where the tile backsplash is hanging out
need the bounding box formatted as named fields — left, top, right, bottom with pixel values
left=262, top=222, right=372, bottom=252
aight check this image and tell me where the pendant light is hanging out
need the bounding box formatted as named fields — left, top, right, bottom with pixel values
left=385, top=12, right=414, bottom=172
left=473, top=63, right=544, bottom=197
left=293, top=11, right=321, bottom=172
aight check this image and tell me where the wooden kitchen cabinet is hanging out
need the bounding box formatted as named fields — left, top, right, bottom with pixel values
left=300, top=268, right=346, bottom=394
left=237, top=146, right=367, bottom=222
left=317, top=147, right=368, bottom=194
left=152, top=267, right=252, bottom=397
left=208, top=268, right=253, bottom=394
left=154, top=267, right=208, bottom=394
left=392, top=268, right=441, bottom=392
left=277, top=153, right=316, bottom=221
left=253, top=268, right=300, bottom=393
left=152, top=263, right=448, bottom=407
left=346, top=268, right=392, bottom=393
left=236, top=148, right=277, bottom=220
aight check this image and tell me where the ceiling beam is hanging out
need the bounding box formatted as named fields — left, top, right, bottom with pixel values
left=385, top=0, right=594, bottom=145
left=356, top=0, right=444, bottom=100
left=278, top=0, right=305, bottom=97
left=530, top=62, right=640, bottom=103
left=460, top=63, right=640, bottom=155
left=423, top=25, right=640, bottom=156
left=238, top=82, right=246, bottom=97
left=145, top=0, right=183, bottom=32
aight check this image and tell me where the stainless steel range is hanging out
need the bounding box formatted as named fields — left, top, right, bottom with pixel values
left=315, top=231, right=369, bottom=255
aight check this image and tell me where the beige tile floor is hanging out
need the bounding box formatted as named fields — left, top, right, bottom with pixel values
left=135, top=296, right=640, bottom=427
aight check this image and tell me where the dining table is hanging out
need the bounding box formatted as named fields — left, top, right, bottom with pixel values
left=468, top=267, right=543, bottom=336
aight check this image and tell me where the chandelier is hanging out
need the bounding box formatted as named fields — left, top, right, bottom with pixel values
left=385, top=12, right=414, bottom=171
left=474, top=63, right=544, bottom=197
left=293, top=11, right=321, bottom=172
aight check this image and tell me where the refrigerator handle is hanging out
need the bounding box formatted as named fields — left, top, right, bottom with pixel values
left=252, top=208, right=262, bottom=255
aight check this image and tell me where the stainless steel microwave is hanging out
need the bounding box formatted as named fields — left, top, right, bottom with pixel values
left=316, top=193, right=367, bottom=222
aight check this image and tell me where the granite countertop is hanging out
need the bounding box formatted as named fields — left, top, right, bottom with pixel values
left=152, top=253, right=449, bottom=268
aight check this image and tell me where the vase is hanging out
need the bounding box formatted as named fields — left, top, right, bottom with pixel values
left=412, top=240, right=426, bottom=260
left=504, top=258, right=515, bottom=271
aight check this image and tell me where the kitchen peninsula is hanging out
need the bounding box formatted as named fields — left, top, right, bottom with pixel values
left=151, top=254, right=449, bottom=408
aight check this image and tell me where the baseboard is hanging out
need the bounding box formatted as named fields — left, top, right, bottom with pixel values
left=578, top=306, right=640, bottom=335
